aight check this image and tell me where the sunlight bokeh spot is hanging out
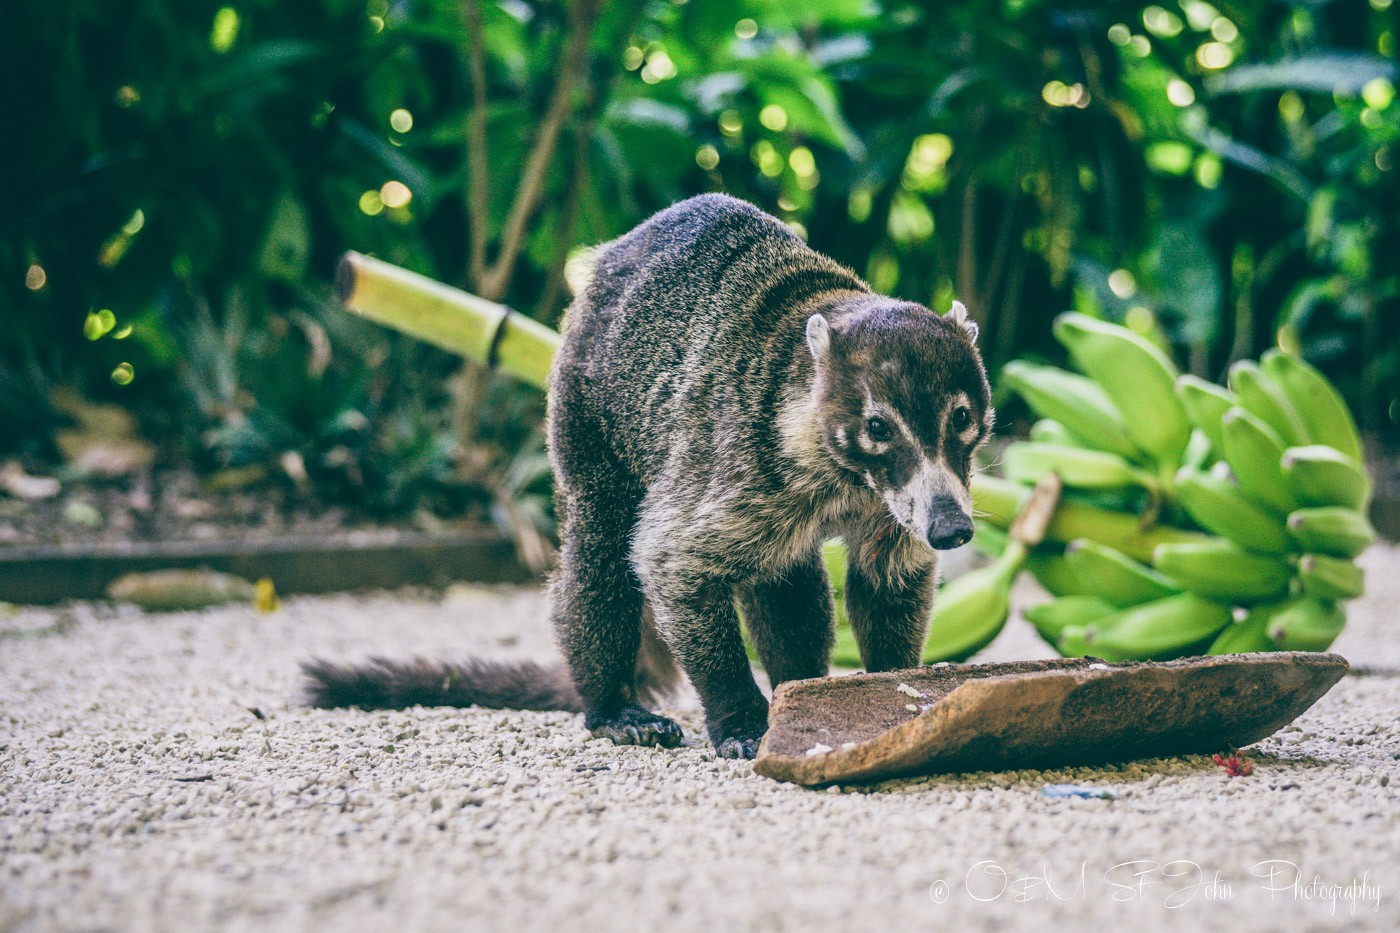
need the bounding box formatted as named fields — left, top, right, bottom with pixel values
left=390, top=109, right=413, bottom=133
left=1125, top=306, right=1155, bottom=335
left=1196, top=42, right=1234, bottom=69
left=695, top=144, right=720, bottom=170
left=1195, top=152, right=1223, bottom=188
left=1210, top=17, right=1238, bottom=43
left=111, top=362, right=135, bottom=386
left=1142, top=6, right=1183, bottom=38
left=641, top=48, right=677, bottom=84
left=1108, top=269, right=1137, bottom=299
left=1279, top=92, right=1305, bottom=121
left=1167, top=79, right=1196, bottom=107
left=380, top=181, right=412, bottom=209
left=359, top=190, right=385, bottom=216
left=210, top=8, right=239, bottom=54
left=1362, top=78, right=1394, bottom=111
left=788, top=146, right=816, bottom=177
left=759, top=105, right=788, bottom=132
left=25, top=264, right=46, bottom=291
left=122, top=209, right=145, bottom=236
left=735, top=19, right=758, bottom=40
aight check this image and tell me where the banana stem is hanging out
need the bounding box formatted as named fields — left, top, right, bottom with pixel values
left=336, top=251, right=561, bottom=391
left=973, top=475, right=1209, bottom=564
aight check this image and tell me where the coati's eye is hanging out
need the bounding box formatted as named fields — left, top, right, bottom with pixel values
left=951, top=407, right=973, bottom=432
left=865, top=416, right=893, bottom=442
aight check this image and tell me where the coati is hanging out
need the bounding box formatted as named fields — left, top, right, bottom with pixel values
left=304, top=194, right=992, bottom=759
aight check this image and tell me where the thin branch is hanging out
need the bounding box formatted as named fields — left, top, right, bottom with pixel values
left=479, top=0, right=603, bottom=300
left=463, top=0, right=491, bottom=289
left=533, top=108, right=596, bottom=321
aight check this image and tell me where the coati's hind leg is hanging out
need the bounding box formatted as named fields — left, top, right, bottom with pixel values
left=737, top=553, right=835, bottom=690
left=550, top=444, right=683, bottom=749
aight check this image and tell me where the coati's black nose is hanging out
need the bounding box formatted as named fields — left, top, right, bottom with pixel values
left=927, top=497, right=974, bottom=550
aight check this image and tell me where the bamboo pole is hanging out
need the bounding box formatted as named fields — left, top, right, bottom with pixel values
left=336, top=251, right=560, bottom=391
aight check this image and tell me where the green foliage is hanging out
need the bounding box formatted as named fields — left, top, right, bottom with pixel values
left=4, top=0, right=1398, bottom=523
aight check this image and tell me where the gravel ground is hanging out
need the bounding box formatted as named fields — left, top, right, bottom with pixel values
left=3, top=546, right=1398, bottom=932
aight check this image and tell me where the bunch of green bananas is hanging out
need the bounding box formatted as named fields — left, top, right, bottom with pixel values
left=993, top=313, right=1376, bottom=661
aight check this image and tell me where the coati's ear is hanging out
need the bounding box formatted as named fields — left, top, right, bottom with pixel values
left=947, top=300, right=978, bottom=344
left=806, top=313, right=831, bottom=362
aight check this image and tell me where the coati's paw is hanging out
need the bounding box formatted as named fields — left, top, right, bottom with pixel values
left=707, top=708, right=768, bottom=759
left=586, top=705, right=685, bottom=749
left=714, top=735, right=762, bottom=759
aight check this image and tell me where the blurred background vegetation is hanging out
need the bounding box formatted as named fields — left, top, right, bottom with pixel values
left=5, top=0, right=1398, bottom=549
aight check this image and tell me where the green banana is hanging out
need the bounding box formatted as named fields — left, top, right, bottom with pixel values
left=1060, top=593, right=1233, bottom=662
left=1002, top=361, right=1147, bottom=463
left=1003, top=442, right=1152, bottom=491
left=1261, top=349, right=1363, bottom=462
left=1229, top=360, right=1309, bottom=447
left=1286, top=507, right=1377, bottom=559
left=1208, top=601, right=1285, bottom=655
left=1027, top=550, right=1090, bottom=597
left=1024, top=596, right=1117, bottom=645
left=1053, top=313, right=1191, bottom=467
left=1172, top=468, right=1292, bottom=555
left=972, top=520, right=1010, bottom=559
left=922, top=540, right=1028, bottom=663
left=1029, top=419, right=1088, bottom=447
left=1064, top=539, right=1180, bottom=608
left=1175, top=375, right=1237, bottom=456
left=1281, top=445, right=1372, bottom=511
left=1297, top=553, right=1366, bottom=601
left=1182, top=429, right=1213, bottom=473
left=1057, top=625, right=1095, bottom=658
left=1220, top=408, right=1298, bottom=515
left=974, top=474, right=1212, bottom=564
left=1267, top=596, right=1346, bottom=652
left=1153, top=540, right=1293, bottom=603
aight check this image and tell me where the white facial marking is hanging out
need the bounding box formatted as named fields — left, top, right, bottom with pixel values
left=858, top=384, right=895, bottom=455
left=881, top=456, right=972, bottom=543
left=945, top=391, right=980, bottom=445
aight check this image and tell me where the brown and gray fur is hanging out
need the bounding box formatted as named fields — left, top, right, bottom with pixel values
left=304, top=194, right=992, bottom=758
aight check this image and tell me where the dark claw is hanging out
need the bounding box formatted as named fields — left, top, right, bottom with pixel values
left=586, top=705, right=684, bottom=749
left=715, top=736, right=761, bottom=760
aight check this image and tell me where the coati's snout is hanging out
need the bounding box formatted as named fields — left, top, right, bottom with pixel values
left=926, top=496, right=975, bottom=550
left=805, top=297, right=992, bottom=549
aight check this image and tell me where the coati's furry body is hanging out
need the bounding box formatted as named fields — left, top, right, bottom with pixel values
left=305, top=194, right=991, bottom=758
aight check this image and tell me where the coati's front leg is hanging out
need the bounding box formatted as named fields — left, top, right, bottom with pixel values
left=737, top=553, right=836, bottom=689
left=844, top=551, right=937, bottom=672
left=636, top=558, right=770, bottom=758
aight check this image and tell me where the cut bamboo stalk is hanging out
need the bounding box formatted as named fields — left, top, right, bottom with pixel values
left=336, top=251, right=560, bottom=391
